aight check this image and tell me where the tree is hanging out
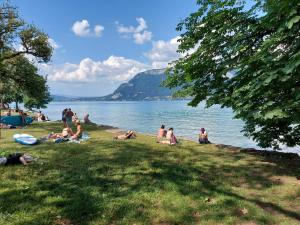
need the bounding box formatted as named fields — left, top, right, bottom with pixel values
left=0, top=2, right=52, bottom=63
left=165, top=0, right=300, bottom=149
left=0, top=2, right=53, bottom=110
left=1, top=56, right=52, bottom=109
left=0, top=83, right=23, bottom=109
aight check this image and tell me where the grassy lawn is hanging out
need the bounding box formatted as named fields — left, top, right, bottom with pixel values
left=0, top=122, right=299, bottom=225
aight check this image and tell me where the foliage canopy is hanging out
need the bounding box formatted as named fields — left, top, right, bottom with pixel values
left=0, top=2, right=53, bottom=109
left=165, top=0, right=300, bottom=149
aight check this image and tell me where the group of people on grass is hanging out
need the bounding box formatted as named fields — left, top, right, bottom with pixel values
left=113, top=124, right=210, bottom=145
left=157, top=125, right=178, bottom=145
left=48, top=108, right=84, bottom=140
left=0, top=106, right=212, bottom=167
left=0, top=108, right=88, bottom=167
left=36, top=111, right=49, bottom=122
left=156, top=125, right=210, bottom=145
left=49, top=120, right=82, bottom=141
left=62, top=108, right=74, bottom=127
left=42, top=108, right=92, bottom=141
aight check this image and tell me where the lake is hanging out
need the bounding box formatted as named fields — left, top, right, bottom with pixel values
left=42, top=100, right=299, bottom=155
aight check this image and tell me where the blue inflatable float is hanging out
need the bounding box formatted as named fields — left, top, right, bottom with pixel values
left=13, top=133, right=38, bottom=145
left=0, top=115, right=33, bottom=126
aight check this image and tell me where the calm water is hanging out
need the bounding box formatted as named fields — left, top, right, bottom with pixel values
left=42, top=100, right=299, bottom=154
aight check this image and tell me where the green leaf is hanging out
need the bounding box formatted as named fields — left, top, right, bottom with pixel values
left=282, top=60, right=300, bottom=74
left=166, top=0, right=300, bottom=148
left=264, top=72, right=278, bottom=84
left=287, top=16, right=300, bottom=29
left=264, top=109, right=288, bottom=119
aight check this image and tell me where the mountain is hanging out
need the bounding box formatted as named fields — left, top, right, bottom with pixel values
left=51, top=69, right=178, bottom=102
left=98, top=69, right=176, bottom=101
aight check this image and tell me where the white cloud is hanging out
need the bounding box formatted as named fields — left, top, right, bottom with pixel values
left=41, top=34, right=200, bottom=93
left=48, top=38, right=60, bottom=49
left=72, top=20, right=104, bottom=37
left=145, top=36, right=200, bottom=68
left=145, top=36, right=182, bottom=68
left=72, top=20, right=90, bottom=37
left=94, top=25, right=104, bottom=37
left=116, top=17, right=152, bottom=44
left=133, top=31, right=152, bottom=44
left=45, top=56, right=150, bottom=82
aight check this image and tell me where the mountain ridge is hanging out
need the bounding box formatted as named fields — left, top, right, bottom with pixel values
left=51, top=69, right=178, bottom=101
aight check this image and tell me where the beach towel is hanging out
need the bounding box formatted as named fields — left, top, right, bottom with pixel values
left=54, top=132, right=90, bottom=144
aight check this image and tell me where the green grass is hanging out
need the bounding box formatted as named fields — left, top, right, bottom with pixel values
left=0, top=122, right=299, bottom=225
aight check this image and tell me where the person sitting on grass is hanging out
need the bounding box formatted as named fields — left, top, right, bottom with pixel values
left=157, top=124, right=167, bottom=142
left=71, top=120, right=83, bottom=140
left=114, top=130, right=136, bottom=140
left=0, top=153, right=34, bottom=166
left=48, top=127, right=73, bottom=139
left=160, top=127, right=178, bottom=145
left=199, top=128, right=210, bottom=144
left=83, top=113, right=91, bottom=124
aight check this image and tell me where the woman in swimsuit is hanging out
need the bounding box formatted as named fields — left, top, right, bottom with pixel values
left=114, top=130, right=136, bottom=140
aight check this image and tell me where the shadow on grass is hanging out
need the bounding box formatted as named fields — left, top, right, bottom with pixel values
left=0, top=138, right=299, bottom=225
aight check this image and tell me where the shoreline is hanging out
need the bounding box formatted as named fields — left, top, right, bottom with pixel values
left=96, top=123, right=300, bottom=159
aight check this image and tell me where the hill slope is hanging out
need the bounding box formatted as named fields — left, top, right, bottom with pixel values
left=51, top=69, right=177, bottom=101
left=99, top=69, right=175, bottom=101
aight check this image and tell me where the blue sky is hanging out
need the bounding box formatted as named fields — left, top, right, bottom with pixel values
left=12, top=0, right=198, bottom=96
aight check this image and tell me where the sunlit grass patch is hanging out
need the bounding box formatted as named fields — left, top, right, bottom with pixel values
left=0, top=122, right=299, bottom=225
